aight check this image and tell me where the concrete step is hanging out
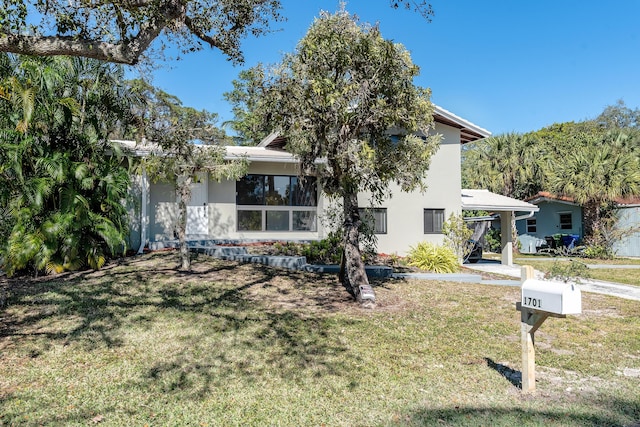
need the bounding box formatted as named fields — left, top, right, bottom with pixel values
left=220, top=254, right=308, bottom=270
left=191, top=245, right=248, bottom=257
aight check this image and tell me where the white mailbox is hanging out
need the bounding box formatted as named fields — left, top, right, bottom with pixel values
left=521, top=279, right=581, bottom=315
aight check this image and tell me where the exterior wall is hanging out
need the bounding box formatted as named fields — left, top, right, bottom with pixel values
left=613, top=206, right=640, bottom=257
left=127, top=173, right=143, bottom=251
left=516, top=200, right=582, bottom=253
left=140, top=121, right=463, bottom=255
left=208, top=161, right=323, bottom=241
left=149, top=182, right=178, bottom=241
left=357, top=122, right=461, bottom=255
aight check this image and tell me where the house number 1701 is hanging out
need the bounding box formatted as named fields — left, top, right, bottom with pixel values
left=524, top=297, right=542, bottom=308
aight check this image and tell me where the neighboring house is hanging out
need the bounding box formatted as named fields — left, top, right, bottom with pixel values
left=123, top=105, right=492, bottom=257
left=516, top=192, right=583, bottom=254
left=516, top=192, right=640, bottom=257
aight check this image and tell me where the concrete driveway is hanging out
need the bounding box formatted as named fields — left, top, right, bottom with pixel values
left=464, top=259, right=640, bottom=302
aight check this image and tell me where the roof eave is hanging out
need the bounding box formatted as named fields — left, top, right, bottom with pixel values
left=433, top=105, right=492, bottom=143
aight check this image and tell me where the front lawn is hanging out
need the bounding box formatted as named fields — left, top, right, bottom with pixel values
left=1, top=252, right=638, bottom=426
left=512, top=256, right=640, bottom=286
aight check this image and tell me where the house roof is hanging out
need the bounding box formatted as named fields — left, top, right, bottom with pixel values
left=115, top=139, right=299, bottom=163
left=525, top=191, right=640, bottom=208
left=525, top=191, right=578, bottom=206
left=615, top=196, right=640, bottom=207
left=433, top=105, right=491, bottom=143
left=462, top=189, right=539, bottom=213
left=257, top=104, right=491, bottom=148
left=224, top=145, right=298, bottom=163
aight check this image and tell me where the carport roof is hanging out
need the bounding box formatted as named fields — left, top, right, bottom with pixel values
left=462, top=189, right=539, bottom=213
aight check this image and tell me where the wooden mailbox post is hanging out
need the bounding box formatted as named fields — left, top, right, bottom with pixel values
left=517, top=266, right=582, bottom=393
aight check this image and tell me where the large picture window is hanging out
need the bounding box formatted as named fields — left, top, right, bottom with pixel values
left=237, top=175, right=317, bottom=232
left=424, top=209, right=445, bottom=234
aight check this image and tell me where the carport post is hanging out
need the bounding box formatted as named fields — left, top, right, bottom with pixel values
left=500, top=211, right=513, bottom=266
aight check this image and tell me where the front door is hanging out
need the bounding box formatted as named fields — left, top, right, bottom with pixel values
left=186, top=172, right=209, bottom=235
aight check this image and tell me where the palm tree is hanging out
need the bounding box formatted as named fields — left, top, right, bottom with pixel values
left=462, top=132, right=543, bottom=199
left=0, top=53, right=132, bottom=276
left=547, top=132, right=640, bottom=240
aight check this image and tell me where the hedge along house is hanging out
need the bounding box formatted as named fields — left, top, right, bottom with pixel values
left=123, top=105, right=491, bottom=257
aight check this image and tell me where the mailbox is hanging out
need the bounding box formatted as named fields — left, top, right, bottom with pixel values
left=521, top=279, right=581, bottom=315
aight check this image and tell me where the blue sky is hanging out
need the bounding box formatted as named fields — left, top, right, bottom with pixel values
left=146, top=0, right=640, bottom=136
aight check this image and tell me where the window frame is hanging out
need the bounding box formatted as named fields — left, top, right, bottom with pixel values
left=424, top=208, right=445, bottom=234
left=526, top=217, right=537, bottom=234
left=559, top=212, right=572, bottom=230
left=236, top=174, right=318, bottom=232
left=359, top=207, right=388, bottom=235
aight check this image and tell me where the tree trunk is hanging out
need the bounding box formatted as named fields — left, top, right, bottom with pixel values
left=583, top=200, right=602, bottom=244
left=177, top=176, right=192, bottom=271
left=340, top=190, right=376, bottom=305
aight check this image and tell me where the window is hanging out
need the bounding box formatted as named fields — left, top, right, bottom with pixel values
left=359, top=208, right=387, bottom=234
left=559, top=212, right=572, bottom=230
left=424, top=209, right=445, bottom=234
left=236, top=175, right=317, bottom=232
left=526, top=218, right=537, bottom=233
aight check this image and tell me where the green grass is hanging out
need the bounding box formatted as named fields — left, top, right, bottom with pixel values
left=512, top=257, right=640, bottom=286
left=1, top=252, right=639, bottom=426
left=514, top=253, right=640, bottom=266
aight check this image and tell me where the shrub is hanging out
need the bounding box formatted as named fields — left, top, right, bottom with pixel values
left=485, top=227, right=501, bottom=253
left=544, top=260, right=591, bottom=283
left=582, top=244, right=615, bottom=260
left=273, top=233, right=343, bottom=265
left=442, top=213, right=473, bottom=261
left=407, top=242, right=459, bottom=273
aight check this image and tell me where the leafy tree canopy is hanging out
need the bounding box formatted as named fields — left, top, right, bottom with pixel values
left=0, top=0, right=433, bottom=65
left=461, top=101, right=640, bottom=242
left=228, top=8, right=440, bottom=302
left=127, top=78, right=248, bottom=270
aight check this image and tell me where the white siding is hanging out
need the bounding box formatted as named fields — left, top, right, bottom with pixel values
left=149, top=182, right=178, bottom=241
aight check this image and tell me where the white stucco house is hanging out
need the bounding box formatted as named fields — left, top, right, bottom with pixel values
left=121, top=105, right=531, bottom=264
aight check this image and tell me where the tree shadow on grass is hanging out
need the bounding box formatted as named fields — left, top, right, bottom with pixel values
left=141, top=309, right=359, bottom=400
left=393, top=395, right=640, bottom=426
left=0, top=252, right=361, bottom=394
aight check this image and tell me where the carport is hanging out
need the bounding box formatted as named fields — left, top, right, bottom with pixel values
left=462, top=189, right=539, bottom=266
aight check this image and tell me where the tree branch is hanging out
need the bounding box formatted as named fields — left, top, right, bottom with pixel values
left=0, top=35, right=136, bottom=65
left=183, top=15, right=224, bottom=50
left=0, top=0, right=184, bottom=65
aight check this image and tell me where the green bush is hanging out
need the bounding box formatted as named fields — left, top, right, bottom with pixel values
left=582, top=244, right=615, bottom=260
left=407, top=242, right=459, bottom=273
left=485, top=228, right=501, bottom=253
left=544, top=260, right=591, bottom=282
left=273, top=233, right=343, bottom=265
left=442, top=213, right=473, bottom=261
